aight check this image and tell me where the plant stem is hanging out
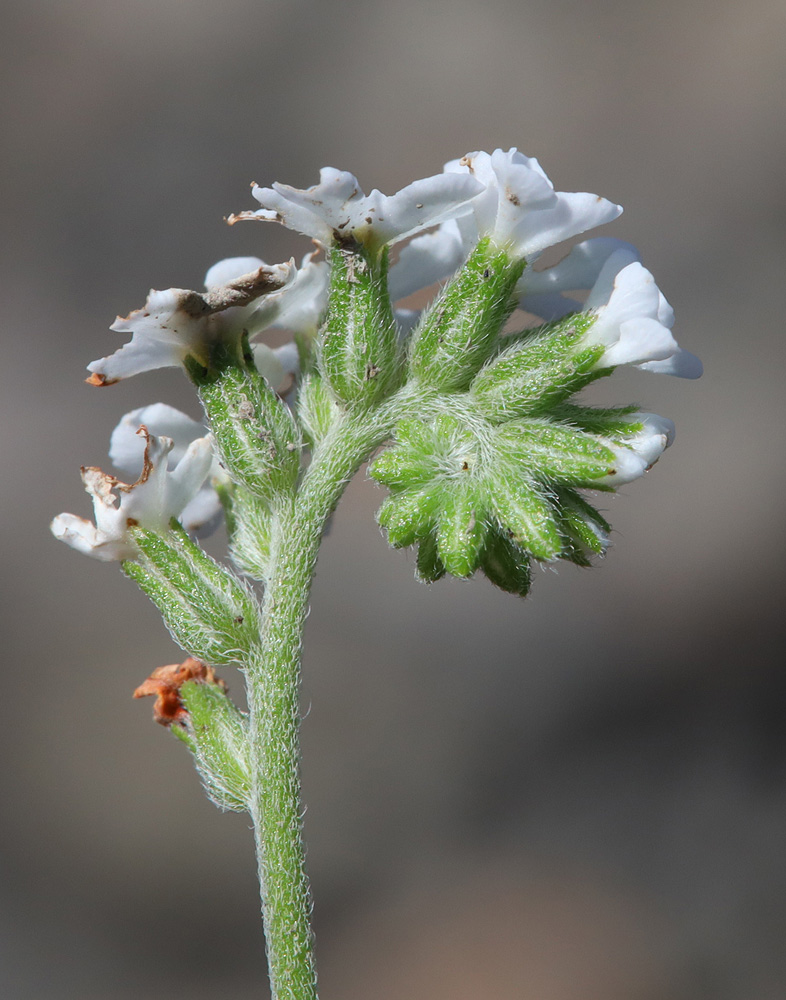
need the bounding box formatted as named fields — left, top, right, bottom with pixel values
left=245, top=408, right=394, bottom=1000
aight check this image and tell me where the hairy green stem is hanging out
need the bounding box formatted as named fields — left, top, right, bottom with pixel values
left=245, top=406, right=397, bottom=1000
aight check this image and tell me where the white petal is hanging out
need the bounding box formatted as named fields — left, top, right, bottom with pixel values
left=656, top=291, right=675, bottom=329
left=598, top=413, right=675, bottom=486
left=586, top=259, right=660, bottom=319
left=252, top=343, right=287, bottom=389
left=600, top=447, right=650, bottom=486
left=637, top=349, right=703, bottom=379
left=110, top=403, right=205, bottom=475
left=53, top=429, right=216, bottom=561
left=579, top=257, right=700, bottom=377
left=513, top=192, right=623, bottom=259
left=179, top=487, right=224, bottom=536
left=520, top=238, right=639, bottom=298
left=164, top=435, right=216, bottom=516
left=389, top=221, right=466, bottom=300
left=88, top=262, right=295, bottom=385
left=50, top=513, right=131, bottom=562
left=87, top=289, right=191, bottom=383
left=373, top=173, right=482, bottom=247
left=252, top=169, right=367, bottom=244
left=603, top=317, right=678, bottom=367
left=249, top=254, right=328, bottom=335
left=447, top=149, right=622, bottom=260
left=250, top=168, right=481, bottom=248
left=629, top=412, right=675, bottom=458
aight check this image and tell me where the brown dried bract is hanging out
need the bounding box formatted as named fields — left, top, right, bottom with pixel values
left=133, top=657, right=226, bottom=726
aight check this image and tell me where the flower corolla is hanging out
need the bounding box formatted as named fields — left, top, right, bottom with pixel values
left=87, top=254, right=327, bottom=387
left=387, top=150, right=622, bottom=305
left=600, top=413, right=676, bottom=486
left=110, top=403, right=227, bottom=535
left=51, top=426, right=214, bottom=561
left=444, top=149, right=622, bottom=261
left=577, top=250, right=703, bottom=378
left=230, top=167, right=484, bottom=251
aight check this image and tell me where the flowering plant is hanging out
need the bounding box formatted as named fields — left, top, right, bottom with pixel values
left=52, top=148, right=700, bottom=999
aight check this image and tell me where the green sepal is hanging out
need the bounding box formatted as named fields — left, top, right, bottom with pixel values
left=369, top=413, right=479, bottom=489
left=471, top=313, right=605, bottom=421
left=408, top=238, right=526, bottom=393
left=435, top=486, right=488, bottom=578
left=123, top=523, right=262, bottom=666
left=377, top=485, right=442, bottom=548
left=228, top=486, right=273, bottom=582
left=495, top=419, right=619, bottom=486
left=479, top=529, right=532, bottom=597
left=415, top=534, right=446, bottom=583
left=487, top=477, right=563, bottom=561
left=318, top=245, right=401, bottom=406
left=177, top=679, right=252, bottom=812
left=550, top=403, right=644, bottom=437
left=368, top=437, right=439, bottom=489
left=198, top=364, right=300, bottom=506
left=554, top=488, right=611, bottom=566
left=297, top=373, right=341, bottom=447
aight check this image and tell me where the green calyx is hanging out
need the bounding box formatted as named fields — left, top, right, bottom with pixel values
left=407, top=237, right=526, bottom=393
left=367, top=253, right=658, bottom=593
left=470, top=313, right=606, bottom=421
left=318, top=244, right=401, bottom=407
left=174, top=679, right=252, bottom=812
left=123, top=522, right=262, bottom=666
left=198, top=362, right=301, bottom=507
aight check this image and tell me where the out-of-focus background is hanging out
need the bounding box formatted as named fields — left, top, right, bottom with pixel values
left=2, top=1, right=785, bottom=997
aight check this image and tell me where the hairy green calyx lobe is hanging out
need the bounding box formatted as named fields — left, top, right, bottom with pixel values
left=407, top=237, right=526, bottom=392
left=198, top=362, right=301, bottom=506
left=124, top=522, right=262, bottom=666
left=318, top=244, right=401, bottom=407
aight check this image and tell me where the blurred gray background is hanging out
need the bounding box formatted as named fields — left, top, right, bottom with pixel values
left=2, top=0, right=785, bottom=997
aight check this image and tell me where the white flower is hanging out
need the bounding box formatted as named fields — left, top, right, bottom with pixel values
left=386, top=153, right=622, bottom=306
left=110, top=403, right=226, bottom=536
left=578, top=251, right=703, bottom=379
left=516, top=238, right=639, bottom=320
left=598, top=413, right=676, bottom=486
left=229, top=167, right=483, bottom=251
left=51, top=426, right=214, bottom=561
left=445, top=149, right=622, bottom=260
left=87, top=255, right=327, bottom=387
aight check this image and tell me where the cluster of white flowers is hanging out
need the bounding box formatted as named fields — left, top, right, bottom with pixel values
left=53, top=148, right=700, bottom=561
